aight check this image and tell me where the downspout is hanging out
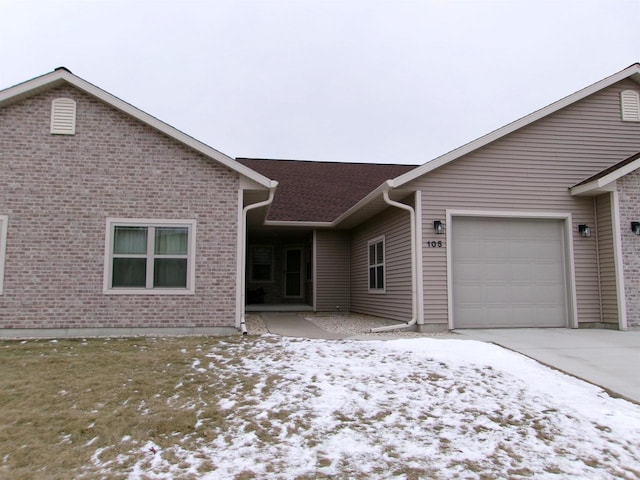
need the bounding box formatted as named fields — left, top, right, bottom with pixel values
left=371, top=183, right=419, bottom=332
left=239, top=184, right=277, bottom=335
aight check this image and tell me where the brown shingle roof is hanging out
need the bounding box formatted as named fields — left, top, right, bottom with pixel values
left=237, top=158, right=417, bottom=222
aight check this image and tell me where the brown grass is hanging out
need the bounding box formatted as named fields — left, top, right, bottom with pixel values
left=0, top=336, right=244, bottom=480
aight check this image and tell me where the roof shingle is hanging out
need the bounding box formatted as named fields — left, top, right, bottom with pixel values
left=237, top=158, right=417, bottom=222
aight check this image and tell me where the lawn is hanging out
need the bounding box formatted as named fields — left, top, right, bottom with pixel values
left=1, top=333, right=640, bottom=479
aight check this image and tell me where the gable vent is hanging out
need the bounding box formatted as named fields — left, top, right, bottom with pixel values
left=50, top=98, right=76, bottom=135
left=621, top=90, right=640, bottom=122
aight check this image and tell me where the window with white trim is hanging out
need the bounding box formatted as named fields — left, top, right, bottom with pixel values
left=104, top=219, right=196, bottom=294
left=0, top=215, right=7, bottom=295
left=368, top=236, right=385, bottom=292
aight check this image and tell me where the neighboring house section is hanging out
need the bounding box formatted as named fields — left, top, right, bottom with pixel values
left=0, top=68, right=274, bottom=337
left=389, top=65, right=640, bottom=330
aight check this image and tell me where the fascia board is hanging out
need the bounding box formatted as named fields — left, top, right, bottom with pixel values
left=331, top=180, right=393, bottom=227
left=0, top=70, right=68, bottom=104
left=392, top=64, right=640, bottom=188
left=571, top=157, right=640, bottom=195
left=0, top=69, right=274, bottom=189
left=263, top=221, right=334, bottom=228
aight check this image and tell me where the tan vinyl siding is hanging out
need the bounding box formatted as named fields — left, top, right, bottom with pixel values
left=314, top=230, right=350, bottom=312
left=407, top=79, right=640, bottom=326
left=350, top=205, right=412, bottom=321
left=595, top=193, right=618, bottom=324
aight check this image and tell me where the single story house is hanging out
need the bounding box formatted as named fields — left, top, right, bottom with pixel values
left=1, top=64, right=640, bottom=337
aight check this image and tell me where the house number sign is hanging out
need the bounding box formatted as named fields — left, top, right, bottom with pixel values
left=427, top=241, right=443, bottom=248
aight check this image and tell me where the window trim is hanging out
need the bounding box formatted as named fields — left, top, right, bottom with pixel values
left=103, top=218, right=196, bottom=295
left=249, top=245, right=274, bottom=282
left=0, top=215, right=7, bottom=295
left=367, top=235, right=386, bottom=294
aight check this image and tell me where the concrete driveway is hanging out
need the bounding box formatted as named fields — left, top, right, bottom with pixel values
left=454, top=328, right=640, bottom=404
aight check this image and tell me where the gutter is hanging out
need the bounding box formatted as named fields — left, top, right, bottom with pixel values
left=238, top=183, right=278, bottom=335
left=370, top=182, right=420, bottom=332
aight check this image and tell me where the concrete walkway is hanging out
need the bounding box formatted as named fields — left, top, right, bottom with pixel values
left=455, top=328, right=640, bottom=404
left=260, top=312, right=347, bottom=340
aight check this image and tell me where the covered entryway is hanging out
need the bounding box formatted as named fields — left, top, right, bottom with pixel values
left=451, top=216, right=569, bottom=328
left=245, top=228, right=313, bottom=310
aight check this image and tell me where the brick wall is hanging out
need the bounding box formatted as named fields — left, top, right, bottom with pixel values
left=0, top=85, right=240, bottom=330
left=617, top=170, right=640, bottom=327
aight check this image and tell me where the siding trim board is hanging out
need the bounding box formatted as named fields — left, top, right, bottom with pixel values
left=0, top=215, right=7, bottom=295
left=414, top=191, right=425, bottom=325
left=611, top=191, right=628, bottom=330
left=446, top=209, right=578, bottom=329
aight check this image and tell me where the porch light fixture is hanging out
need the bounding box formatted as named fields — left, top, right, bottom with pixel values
left=632, top=222, right=640, bottom=235
left=578, top=224, right=591, bottom=238
left=433, top=220, right=445, bottom=235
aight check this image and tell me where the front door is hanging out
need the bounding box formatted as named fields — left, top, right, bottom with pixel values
left=284, top=248, right=303, bottom=298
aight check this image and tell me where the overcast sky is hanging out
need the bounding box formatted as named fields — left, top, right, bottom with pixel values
left=1, top=0, right=639, bottom=164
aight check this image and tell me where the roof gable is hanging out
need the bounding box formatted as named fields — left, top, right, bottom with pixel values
left=0, top=68, right=275, bottom=189
left=390, top=63, right=640, bottom=189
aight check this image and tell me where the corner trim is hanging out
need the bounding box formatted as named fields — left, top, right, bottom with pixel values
left=611, top=191, right=628, bottom=330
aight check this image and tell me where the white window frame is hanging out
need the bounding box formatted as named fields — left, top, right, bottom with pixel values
left=103, top=218, right=196, bottom=295
left=368, top=235, right=386, bottom=294
left=0, top=215, right=7, bottom=295
left=250, top=245, right=274, bottom=282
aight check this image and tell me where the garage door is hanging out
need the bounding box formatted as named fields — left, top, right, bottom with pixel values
left=452, top=217, right=568, bottom=328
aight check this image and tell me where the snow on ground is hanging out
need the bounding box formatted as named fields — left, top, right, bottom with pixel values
left=95, top=336, right=640, bottom=479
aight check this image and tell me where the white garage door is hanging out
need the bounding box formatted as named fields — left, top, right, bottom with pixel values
left=452, top=217, right=568, bottom=328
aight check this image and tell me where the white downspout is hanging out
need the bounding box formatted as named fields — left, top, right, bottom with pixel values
left=239, top=184, right=277, bottom=335
left=371, top=184, right=419, bottom=332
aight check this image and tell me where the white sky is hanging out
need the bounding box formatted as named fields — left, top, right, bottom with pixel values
left=1, top=0, right=639, bottom=164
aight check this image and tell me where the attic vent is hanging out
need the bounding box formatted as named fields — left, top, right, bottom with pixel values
left=621, top=90, right=640, bottom=122
left=50, top=98, right=76, bottom=134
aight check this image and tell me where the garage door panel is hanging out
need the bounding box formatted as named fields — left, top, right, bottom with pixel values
left=452, top=217, right=568, bottom=328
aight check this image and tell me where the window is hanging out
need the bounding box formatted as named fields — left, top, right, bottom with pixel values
left=0, top=215, right=7, bottom=295
left=104, top=219, right=196, bottom=294
left=621, top=90, right=640, bottom=122
left=368, top=236, right=385, bottom=292
left=250, top=246, right=273, bottom=282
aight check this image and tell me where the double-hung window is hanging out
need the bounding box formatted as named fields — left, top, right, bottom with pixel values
left=104, top=218, right=196, bottom=294
left=368, top=236, right=385, bottom=293
left=0, top=215, right=7, bottom=295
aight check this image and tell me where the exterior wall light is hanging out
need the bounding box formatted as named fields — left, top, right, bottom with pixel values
left=578, top=224, right=591, bottom=238
left=434, top=220, right=445, bottom=235
left=632, top=222, right=640, bottom=235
